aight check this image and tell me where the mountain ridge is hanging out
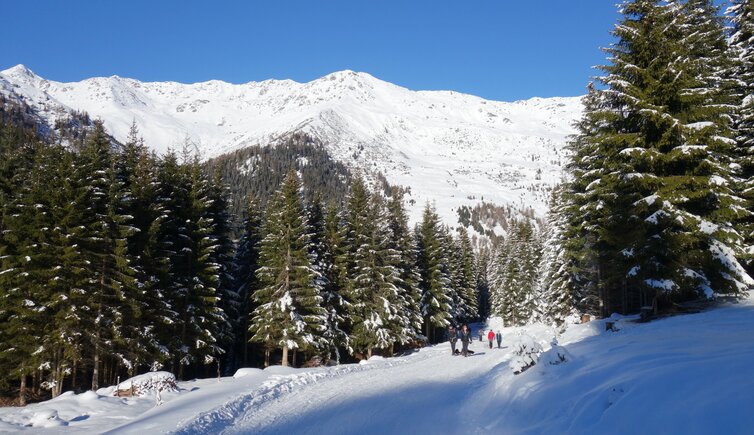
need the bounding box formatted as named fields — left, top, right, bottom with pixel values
left=0, top=64, right=583, bottom=226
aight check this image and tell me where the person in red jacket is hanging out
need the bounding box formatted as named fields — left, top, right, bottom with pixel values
left=487, top=329, right=495, bottom=349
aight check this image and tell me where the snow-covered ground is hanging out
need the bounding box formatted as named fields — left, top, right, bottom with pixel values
left=0, top=65, right=582, bottom=225
left=2, top=292, right=752, bottom=434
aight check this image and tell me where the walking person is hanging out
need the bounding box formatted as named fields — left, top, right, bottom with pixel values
left=478, top=329, right=484, bottom=342
left=487, top=329, right=495, bottom=349
left=461, top=324, right=472, bottom=357
left=448, top=325, right=458, bottom=355
left=496, top=330, right=502, bottom=348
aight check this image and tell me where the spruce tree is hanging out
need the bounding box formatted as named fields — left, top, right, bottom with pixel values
left=0, top=141, right=61, bottom=401
left=249, top=171, right=326, bottom=366
left=729, top=0, right=754, bottom=274
left=75, top=122, right=139, bottom=390
left=537, top=189, right=579, bottom=327
left=562, top=0, right=752, bottom=316
left=310, top=197, right=349, bottom=362
left=178, top=159, right=228, bottom=375
left=118, top=128, right=169, bottom=373
left=385, top=189, right=422, bottom=343
left=233, top=195, right=263, bottom=366
left=474, top=245, right=492, bottom=322
left=342, top=177, right=404, bottom=358
left=321, top=201, right=350, bottom=361
left=415, top=203, right=452, bottom=343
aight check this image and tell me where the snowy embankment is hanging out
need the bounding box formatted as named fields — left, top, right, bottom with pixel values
left=1, top=293, right=753, bottom=434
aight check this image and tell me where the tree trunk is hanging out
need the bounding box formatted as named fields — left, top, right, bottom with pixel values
left=281, top=347, right=289, bottom=367
left=19, top=374, right=26, bottom=406
left=367, top=347, right=372, bottom=359
left=71, top=357, right=77, bottom=391
left=243, top=329, right=249, bottom=367
left=292, top=349, right=297, bottom=368
left=53, top=361, right=64, bottom=398
left=92, top=340, right=100, bottom=391
left=264, top=349, right=270, bottom=368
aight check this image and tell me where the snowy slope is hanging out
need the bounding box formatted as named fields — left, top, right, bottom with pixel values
left=0, top=65, right=582, bottom=224
left=1, top=293, right=752, bottom=434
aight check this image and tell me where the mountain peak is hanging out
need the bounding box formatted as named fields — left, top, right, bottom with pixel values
left=317, top=70, right=379, bottom=86
left=1, top=64, right=40, bottom=81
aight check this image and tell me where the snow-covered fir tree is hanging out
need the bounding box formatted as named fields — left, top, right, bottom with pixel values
left=455, top=227, right=478, bottom=323
left=728, top=0, right=754, bottom=274
left=536, top=189, right=579, bottom=328
left=385, top=189, right=423, bottom=342
left=248, top=171, right=327, bottom=367
left=75, top=123, right=140, bottom=390
left=560, top=0, right=752, bottom=317
left=415, top=203, right=453, bottom=343
left=340, top=176, right=406, bottom=358
left=320, top=201, right=350, bottom=362
left=232, top=195, right=263, bottom=367
left=474, top=245, right=492, bottom=321
left=491, top=220, right=541, bottom=326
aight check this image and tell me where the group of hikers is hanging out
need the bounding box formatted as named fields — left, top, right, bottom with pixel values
left=447, top=325, right=502, bottom=357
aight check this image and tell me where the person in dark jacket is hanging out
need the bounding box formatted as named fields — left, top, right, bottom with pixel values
left=448, top=325, right=458, bottom=355
left=460, top=324, right=472, bottom=357
left=496, top=330, right=502, bottom=348
left=487, top=329, right=495, bottom=349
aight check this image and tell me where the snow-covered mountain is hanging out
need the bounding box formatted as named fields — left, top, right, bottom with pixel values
left=0, top=64, right=582, bottom=226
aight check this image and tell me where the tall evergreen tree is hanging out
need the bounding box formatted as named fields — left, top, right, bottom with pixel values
left=178, top=159, right=228, bottom=375
left=341, top=177, right=404, bottom=357
left=311, top=198, right=349, bottom=362
left=537, top=189, right=579, bottom=327
left=729, top=0, right=754, bottom=274
left=118, top=126, right=169, bottom=373
left=415, top=203, right=452, bottom=343
left=385, top=189, right=422, bottom=343
left=75, top=122, right=139, bottom=390
left=474, top=245, right=492, bottom=322
left=491, top=220, right=540, bottom=326
left=561, top=0, right=752, bottom=317
left=454, top=227, right=478, bottom=323
left=0, top=141, right=65, bottom=401
left=233, top=195, right=263, bottom=367
left=249, top=171, right=327, bottom=366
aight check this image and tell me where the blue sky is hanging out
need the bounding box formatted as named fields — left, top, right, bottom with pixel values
left=1, top=1, right=620, bottom=101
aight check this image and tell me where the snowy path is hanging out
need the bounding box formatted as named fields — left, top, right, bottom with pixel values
left=175, top=339, right=511, bottom=435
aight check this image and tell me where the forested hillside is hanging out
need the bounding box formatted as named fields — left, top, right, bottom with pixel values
left=204, top=133, right=355, bottom=235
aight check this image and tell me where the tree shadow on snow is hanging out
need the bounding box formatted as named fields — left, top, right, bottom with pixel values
left=239, top=378, right=488, bottom=435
